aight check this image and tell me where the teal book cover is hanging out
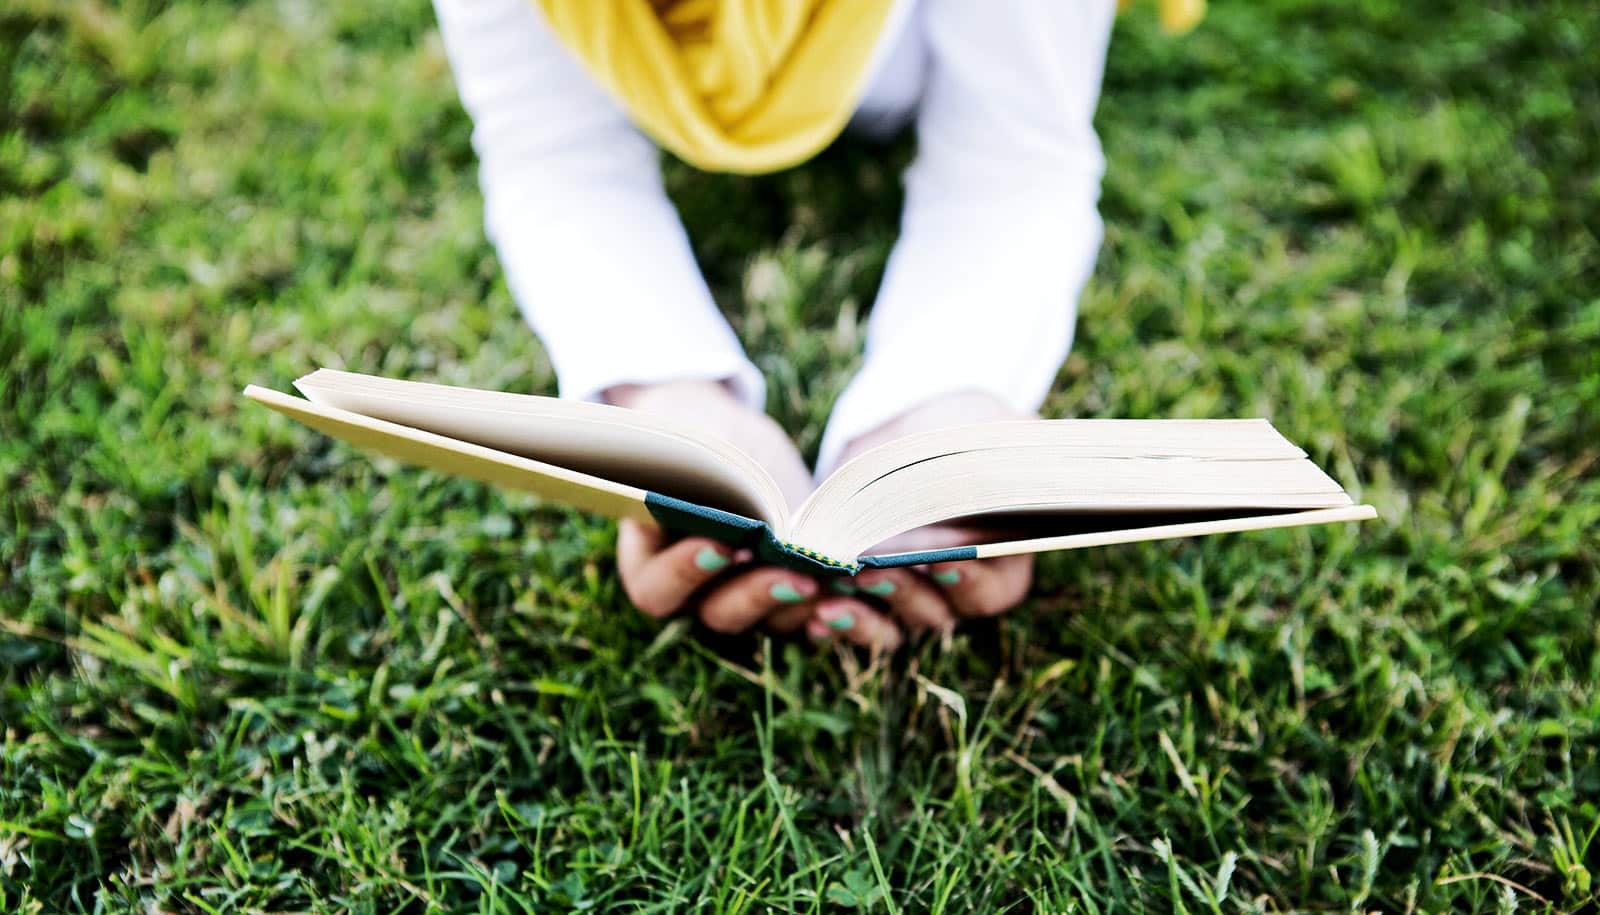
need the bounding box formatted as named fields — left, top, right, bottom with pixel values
left=644, top=492, right=976, bottom=576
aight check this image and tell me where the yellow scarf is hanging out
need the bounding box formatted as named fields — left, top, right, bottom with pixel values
left=535, top=0, right=895, bottom=174
left=534, top=0, right=1204, bottom=176
left=1122, top=0, right=1206, bottom=35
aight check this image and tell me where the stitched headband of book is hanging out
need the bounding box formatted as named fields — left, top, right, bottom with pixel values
left=243, top=370, right=1377, bottom=576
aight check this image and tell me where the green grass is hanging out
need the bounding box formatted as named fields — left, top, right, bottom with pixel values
left=3, top=0, right=1598, bottom=910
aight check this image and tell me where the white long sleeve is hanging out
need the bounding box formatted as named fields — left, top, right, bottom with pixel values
left=815, top=0, right=1115, bottom=473
left=434, top=0, right=1113, bottom=478
left=432, top=0, right=765, bottom=408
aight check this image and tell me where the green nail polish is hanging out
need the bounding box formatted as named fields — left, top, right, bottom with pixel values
left=861, top=579, right=896, bottom=597
left=770, top=581, right=805, bottom=603
left=827, top=613, right=855, bottom=631
left=695, top=548, right=729, bottom=572
left=829, top=579, right=857, bottom=595
left=933, top=570, right=961, bottom=585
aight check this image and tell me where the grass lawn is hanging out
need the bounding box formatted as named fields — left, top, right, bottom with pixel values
left=4, top=0, right=1599, bottom=910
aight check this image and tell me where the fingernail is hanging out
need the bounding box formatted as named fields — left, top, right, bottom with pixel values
left=829, top=579, right=857, bottom=595
left=933, top=569, right=961, bottom=585
left=695, top=548, right=729, bottom=572
left=817, top=603, right=856, bottom=631
left=770, top=581, right=808, bottom=603
left=860, top=579, right=896, bottom=597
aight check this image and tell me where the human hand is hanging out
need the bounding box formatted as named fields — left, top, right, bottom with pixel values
left=807, top=391, right=1037, bottom=647
left=613, top=522, right=908, bottom=647
left=604, top=380, right=825, bottom=635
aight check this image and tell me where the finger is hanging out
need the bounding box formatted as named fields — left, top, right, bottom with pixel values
left=928, top=554, right=1034, bottom=618
left=617, top=520, right=735, bottom=619
left=766, top=600, right=814, bottom=634
left=806, top=598, right=904, bottom=652
left=852, top=568, right=957, bottom=635
left=699, top=568, right=818, bottom=634
left=616, top=518, right=666, bottom=571
left=771, top=576, right=861, bottom=634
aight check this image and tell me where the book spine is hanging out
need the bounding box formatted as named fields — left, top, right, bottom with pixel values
left=643, top=492, right=861, bottom=576
left=857, top=547, right=979, bottom=570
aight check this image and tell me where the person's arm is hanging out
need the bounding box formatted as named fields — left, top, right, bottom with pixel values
left=815, top=0, right=1117, bottom=475
left=432, top=0, right=764, bottom=408
left=804, top=0, right=1117, bottom=634
left=437, top=0, right=865, bottom=641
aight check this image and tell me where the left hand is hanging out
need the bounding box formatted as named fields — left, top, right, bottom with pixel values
left=806, top=391, right=1038, bottom=649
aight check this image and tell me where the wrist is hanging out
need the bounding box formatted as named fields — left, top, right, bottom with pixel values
left=602, top=378, right=740, bottom=412
left=836, top=390, right=1034, bottom=467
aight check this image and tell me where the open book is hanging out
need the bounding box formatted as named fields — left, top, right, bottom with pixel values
left=243, top=370, right=1376, bottom=575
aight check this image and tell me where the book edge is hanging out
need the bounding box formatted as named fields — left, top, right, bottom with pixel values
left=242, top=383, right=656, bottom=523
left=970, top=505, right=1378, bottom=559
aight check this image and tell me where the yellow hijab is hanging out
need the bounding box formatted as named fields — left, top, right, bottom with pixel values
left=534, top=0, right=1204, bottom=176
left=1121, top=0, right=1206, bottom=36
left=535, top=0, right=895, bottom=174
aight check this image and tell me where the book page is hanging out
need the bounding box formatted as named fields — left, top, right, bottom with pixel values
left=857, top=506, right=1379, bottom=566
left=291, top=370, right=788, bottom=528
left=967, top=505, right=1377, bottom=558
left=795, top=419, right=1356, bottom=560
left=243, top=386, right=655, bottom=522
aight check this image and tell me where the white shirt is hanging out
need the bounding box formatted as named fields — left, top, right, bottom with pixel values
left=432, top=0, right=1114, bottom=476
